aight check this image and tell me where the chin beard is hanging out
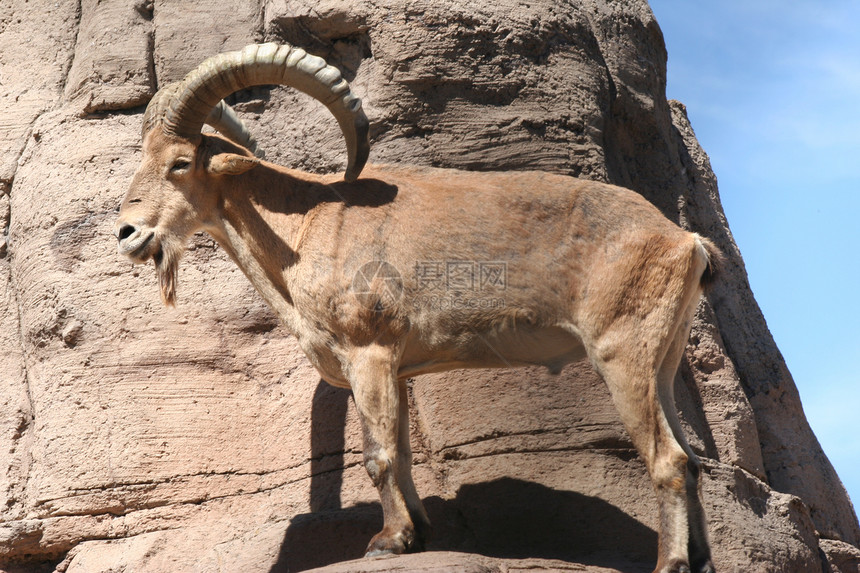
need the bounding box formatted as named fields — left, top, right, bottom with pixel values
left=154, top=239, right=182, bottom=307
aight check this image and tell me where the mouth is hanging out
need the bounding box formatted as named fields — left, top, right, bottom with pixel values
left=118, top=230, right=157, bottom=262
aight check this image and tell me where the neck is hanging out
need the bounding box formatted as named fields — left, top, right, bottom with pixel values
left=206, top=166, right=317, bottom=330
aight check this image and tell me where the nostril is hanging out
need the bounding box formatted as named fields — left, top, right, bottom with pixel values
left=117, top=224, right=136, bottom=242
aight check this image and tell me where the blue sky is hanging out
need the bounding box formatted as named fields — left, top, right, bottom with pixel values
left=648, top=1, right=860, bottom=510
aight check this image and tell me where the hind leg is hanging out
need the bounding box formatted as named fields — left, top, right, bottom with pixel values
left=592, top=317, right=712, bottom=573
left=656, top=312, right=713, bottom=573
left=595, top=358, right=692, bottom=572
left=582, top=235, right=715, bottom=572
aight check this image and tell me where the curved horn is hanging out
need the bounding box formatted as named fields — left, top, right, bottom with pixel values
left=143, top=86, right=260, bottom=157
left=205, top=101, right=260, bottom=157
left=142, top=83, right=178, bottom=140
left=160, top=43, right=369, bottom=181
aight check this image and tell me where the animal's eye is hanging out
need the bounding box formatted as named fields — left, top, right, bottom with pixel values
left=170, top=159, right=192, bottom=173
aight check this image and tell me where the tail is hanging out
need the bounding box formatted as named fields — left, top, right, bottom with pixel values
left=694, top=234, right=725, bottom=291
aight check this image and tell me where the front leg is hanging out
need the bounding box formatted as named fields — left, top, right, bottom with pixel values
left=348, top=343, right=424, bottom=556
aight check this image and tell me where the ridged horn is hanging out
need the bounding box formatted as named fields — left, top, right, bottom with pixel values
left=143, top=86, right=259, bottom=156
left=155, top=43, right=369, bottom=182
left=142, top=84, right=177, bottom=140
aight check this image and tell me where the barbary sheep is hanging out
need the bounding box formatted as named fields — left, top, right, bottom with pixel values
left=115, top=43, right=720, bottom=573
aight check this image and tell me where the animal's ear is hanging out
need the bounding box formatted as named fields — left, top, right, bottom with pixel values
left=207, top=153, right=259, bottom=176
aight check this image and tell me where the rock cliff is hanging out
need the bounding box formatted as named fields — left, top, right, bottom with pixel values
left=1, top=0, right=858, bottom=571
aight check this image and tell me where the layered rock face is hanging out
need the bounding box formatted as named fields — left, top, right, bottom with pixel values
left=1, top=1, right=858, bottom=572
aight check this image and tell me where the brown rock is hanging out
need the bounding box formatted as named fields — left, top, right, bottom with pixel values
left=1, top=1, right=857, bottom=572
left=64, top=0, right=155, bottom=114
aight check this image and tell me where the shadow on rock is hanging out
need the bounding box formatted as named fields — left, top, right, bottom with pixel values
left=271, top=477, right=657, bottom=572
left=309, top=381, right=352, bottom=513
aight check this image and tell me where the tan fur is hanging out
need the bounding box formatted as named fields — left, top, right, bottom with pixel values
left=116, top=131, right=718, bottom=573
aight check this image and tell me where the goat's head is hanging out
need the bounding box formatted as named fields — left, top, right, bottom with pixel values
left=115, top=43, right=370, bottom=305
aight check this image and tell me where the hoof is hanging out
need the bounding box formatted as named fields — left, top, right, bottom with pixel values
left=654, top=556, right=715, bottom=573
left=364, top=527, right=417, bottom=558
left=689, top=552, right=715, bottom=573
left=654, top=560, right=691, bottom=573
left=364, top=548, right=396, bottom=558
